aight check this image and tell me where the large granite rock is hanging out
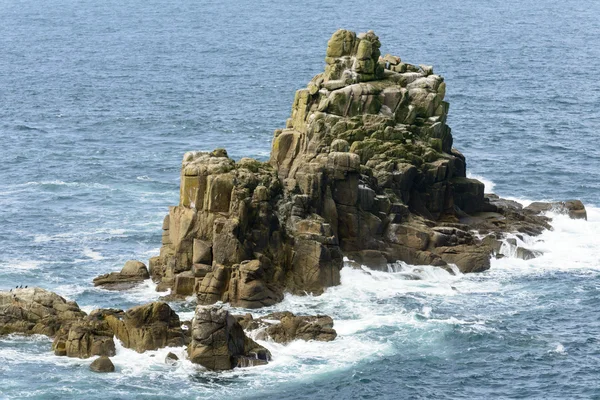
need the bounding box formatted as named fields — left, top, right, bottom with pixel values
left=188, top=306, right=271, bottom=370
left=0, top=287, right=86, bottom=336
left=147, top=29, right=587, bottom=306
left=89, top=356, right=115, bottom=373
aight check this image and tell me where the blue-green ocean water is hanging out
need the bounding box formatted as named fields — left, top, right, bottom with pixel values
left=1, top=0, right=599, bottom=399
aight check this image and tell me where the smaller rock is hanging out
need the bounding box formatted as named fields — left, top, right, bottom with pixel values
left=93, top=260, right=150, bottom=290
left=121, top=260, right=150, bottom=277
left=238, top=312, right=337, bottom=344
left=89, top=356, right=115, bottom=373
left=516, top=247, right=542, bottom=261
left=165, top=352, right=179, bottom=365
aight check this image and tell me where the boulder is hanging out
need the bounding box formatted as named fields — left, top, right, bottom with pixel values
left=0, top=287, right=86, bottom=336
left=188, top=306, right=271, bottom=370
left=105, top=302, right=185, bottom=353
left=89, top=356, right=115, bottom=373
left=93, top=260, right=150, bottom=290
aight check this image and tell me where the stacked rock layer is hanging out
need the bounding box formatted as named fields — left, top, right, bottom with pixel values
left=148, top=29, right=585, bottom=308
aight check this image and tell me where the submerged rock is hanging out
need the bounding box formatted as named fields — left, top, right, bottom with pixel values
left=93, top=260, right=150, bottom=290
left=237, top=312, right=337, bottom=344
left=187, top=306, right=271, bottom=370
left=89, top=356, right=115, bottom=373
left=0, top=287, right=86, bottom=336
left=146, top=29, right=586, bottom=306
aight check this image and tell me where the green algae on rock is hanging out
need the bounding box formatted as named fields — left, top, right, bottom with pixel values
left=148, top=29, right=587, bottom=307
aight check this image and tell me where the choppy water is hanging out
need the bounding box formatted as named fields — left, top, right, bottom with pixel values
left=1, top=0, right=599, bottom=399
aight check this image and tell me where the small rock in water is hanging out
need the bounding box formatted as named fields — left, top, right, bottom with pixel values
left=89, top=356, right=115, bottom=373
left=516, top=247, right=542, bottom=260
left=165, top=352, right=179, bottom=365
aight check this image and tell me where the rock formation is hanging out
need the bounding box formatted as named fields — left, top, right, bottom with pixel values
left=187, top=305, right=271, bottom=370
left=141, top=29, right=586, bottom=307
left=93, top=260, right=150, bottom=290
left=237, top=312, right=337, bottom=343
left=52, top=301, right=186, bottom=358
left=0, top=287, right=86, bottom=336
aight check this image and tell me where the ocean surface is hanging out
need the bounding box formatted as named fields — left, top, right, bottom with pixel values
left=1, top=0, right=599, bottom=398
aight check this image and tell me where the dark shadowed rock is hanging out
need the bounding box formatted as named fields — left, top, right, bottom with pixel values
left=516, top=247, right=542, bottom=261
left=90, top=356, right=115, bottom=373
left=165, top=352, right=179, bottom=365
left=187, top=306, right=271, bottom=370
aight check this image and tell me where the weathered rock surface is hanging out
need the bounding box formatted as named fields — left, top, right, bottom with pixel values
left=0, top=287, right=86, bottom=336
left=93, top=260, right=150, bottom=290
left=52, top=309, right=118, bottom=358
left=89, top=356, right=115, bottom=373
left=52, top=302, right=185, bottom=358
left=237, top=312, right=337, bottom=343
left=188, top=306, right=271, bottom=370
left=147, top=29, right=587, bottom=305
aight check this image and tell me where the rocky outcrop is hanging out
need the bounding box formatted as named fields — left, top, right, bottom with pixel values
left=0, top=287, right=86, bottom=336
left=237, top=312, right=337, bottom=343
left=188, top=306, right=271, bottom=370
left=147, top=29, right=587, bottom=307
left=52, top=302, right=185, bottom=358
left=93, top=260, right=150, bottom=290
left=525, top=200, right=587, bottom=220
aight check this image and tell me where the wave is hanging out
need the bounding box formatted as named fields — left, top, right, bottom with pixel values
left=19, top=180, right=112, bottom=190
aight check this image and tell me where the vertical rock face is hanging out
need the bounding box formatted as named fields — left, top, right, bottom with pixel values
left=187, top=306, right=271, bottom=370
left=148, top=29, right=585, bottom=306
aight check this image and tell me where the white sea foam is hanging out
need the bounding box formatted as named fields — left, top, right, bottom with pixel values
left=82, top=247, right=104, bottom=261
left=2, top=260, right=42, bottom=270
left=120, top=279, right=163, bottom=303
left=491, top=205, right=600, bottom=275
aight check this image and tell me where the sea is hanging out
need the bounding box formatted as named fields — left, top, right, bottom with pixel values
left=1, top=0, right=599, bottom=398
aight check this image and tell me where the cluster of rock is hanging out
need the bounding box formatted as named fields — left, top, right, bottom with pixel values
left=147, top=29, right=587, bottom=304
left=236, top=312, right=337, bottom=343
left=1, top=287, right=336, bottom=371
